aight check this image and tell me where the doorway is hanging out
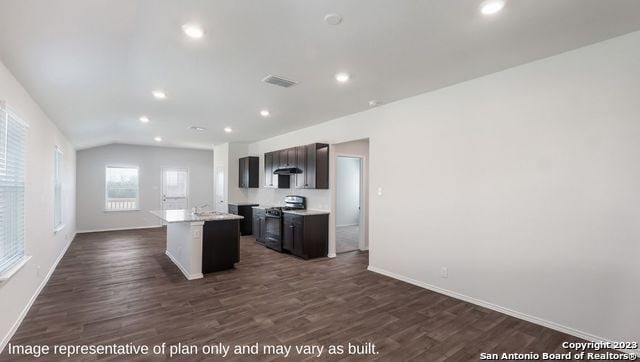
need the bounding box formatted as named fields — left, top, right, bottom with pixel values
left=214, top=166, right=226, bottom=212
left=335, top=156, right=362, bottom=253
left=161, top=168, right=189, bottom=210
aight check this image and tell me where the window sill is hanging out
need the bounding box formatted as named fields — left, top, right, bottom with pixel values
left=0, top=256, right=32, bottom=285
left=104, top=209, right=140, bottom=213
left=54, top=224, right=65, bottom=233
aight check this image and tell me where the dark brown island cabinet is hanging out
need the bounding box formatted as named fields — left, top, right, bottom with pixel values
left=264, top=143, right=329, bottom=189
left=228, top=203, right=259, bottom=236
left=283, top=213, right=328, bottom=259
left=202, top=219, right=240, bottom=273
left=252, top=207, right=266, bottom=244
left=238, top=156, right=259, bottom=188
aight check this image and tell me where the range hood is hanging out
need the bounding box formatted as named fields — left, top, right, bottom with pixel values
left=273, top=167, right=302, bottom=175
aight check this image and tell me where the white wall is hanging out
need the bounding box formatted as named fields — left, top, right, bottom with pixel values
left=244, top=31, right=640, bottom=348
left=0, top=61, right=76, bottom=352
left=336, top=157, right=361, bottom=226
left=76, top=144, right=213, bottom=232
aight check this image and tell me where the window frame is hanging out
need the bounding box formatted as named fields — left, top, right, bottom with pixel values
left=104, top=165, right=140, bottom=212
left=0, top=101, right=31, bottom=282
left=53, top=146, right=64, bottom=232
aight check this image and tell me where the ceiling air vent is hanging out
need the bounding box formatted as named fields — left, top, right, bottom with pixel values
left=262, top=75, right=298, bottom=88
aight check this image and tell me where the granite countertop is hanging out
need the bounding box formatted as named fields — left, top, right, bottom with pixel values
left=228, top=202, right=260, bottom=206
left=283, top=209, right=330, bottom=216
left=150, top=209, right=244, bottom=223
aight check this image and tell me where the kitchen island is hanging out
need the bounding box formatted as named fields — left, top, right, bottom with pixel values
left=150, top=209, right=243, bottom=280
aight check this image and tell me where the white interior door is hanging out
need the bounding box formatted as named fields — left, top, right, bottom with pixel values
left=162, top=168, right=189, bottom=210
left=214, top=166, right=226, bottom=212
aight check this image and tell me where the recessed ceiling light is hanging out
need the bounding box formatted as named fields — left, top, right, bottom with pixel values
left=260, top=109, right=270, bottom=117
left=154, top=136, right=163, bottom=142
left=335, top=72, right=350, bottom=83
left=480, top=0, right=505, bottom=15
left=324, top=13, right=343, bottom=25
left=182, top=24, right=205, bottom=39
left=224, top=127, right=232, bottom=133
left=152, top=90, right=166, bottom=100
left=368, top=100, right=382, bottom=107
left=139, top=116, right=150, bottom=123
left=189, top=126, right=208, bottom=131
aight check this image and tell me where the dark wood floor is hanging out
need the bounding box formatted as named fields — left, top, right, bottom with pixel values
left=1, top=228, right=599, bottom=361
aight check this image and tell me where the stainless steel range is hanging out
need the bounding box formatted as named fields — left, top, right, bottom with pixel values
left=264, top=195, right=306, bottom=251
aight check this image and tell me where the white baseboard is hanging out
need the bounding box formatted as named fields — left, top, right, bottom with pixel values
left=0, top=232, right=76, bottom=353
left=336, top=223, right=359, bottom=228
left=327, top=253, right=337, bottom=258
left=77, top=225, right=162, bottom=233
left=367, top=265, right=637, bottom=356
left=164, top=250, right=203, bottom=280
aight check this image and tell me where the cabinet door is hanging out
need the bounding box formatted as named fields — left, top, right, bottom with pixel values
left=286, top=148, right=296, bottom=168
left=283, top=216, right=294, bottom=251
left=294, top=146, right=307, bottom=189
left=272, top=152, right=279, bottom=187
left=277, top=149, right=287, bottom=168
left=264, top=153, right=274, bottom=187
left=248, top=157, right=259, bottom=188
left=315, top=145, right=329, bottom=189
left=238, top=158, right=246, bottom=188
left=283, top=214, right=303, bottom=255
left=305, top=144, right=316, bottom=189
left=292, top=217, right=305, bottom=257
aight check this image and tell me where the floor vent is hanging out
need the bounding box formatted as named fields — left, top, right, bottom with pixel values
left=262, top=75, right=298, bottom=88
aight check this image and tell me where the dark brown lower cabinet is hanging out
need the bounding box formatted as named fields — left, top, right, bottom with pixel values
left=228, top=204, right=258, bottom=235
left=282, top=213, right=328, bottom=259
left=253, top=208, right=266, bottom=244
left=202, top=220, right=240, bottom=273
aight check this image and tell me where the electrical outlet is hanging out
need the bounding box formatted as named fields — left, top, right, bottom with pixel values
left=440, top=266, right=448, bottom=278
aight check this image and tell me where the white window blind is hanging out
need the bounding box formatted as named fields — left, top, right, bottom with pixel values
left=105, top=166, right=139, bottom=211
left=0, top=101, right=28, bottom=274
left=53, top=147, right=63, bottom=230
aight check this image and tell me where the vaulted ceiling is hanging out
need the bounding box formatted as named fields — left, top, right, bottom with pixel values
left=1, top=0, right=640, bottom=149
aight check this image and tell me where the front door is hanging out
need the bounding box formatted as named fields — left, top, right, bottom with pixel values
left=162, top=168, right=189, bottom=210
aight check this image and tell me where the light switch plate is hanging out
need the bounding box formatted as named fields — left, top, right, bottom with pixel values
left=377, top=187, right=383, bottom=196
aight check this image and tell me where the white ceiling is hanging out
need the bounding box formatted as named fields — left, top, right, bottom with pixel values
left=1, top=1, right=640, bottom=150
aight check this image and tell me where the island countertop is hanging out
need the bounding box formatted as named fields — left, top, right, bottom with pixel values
left=150, top=209, right=244, bottom=223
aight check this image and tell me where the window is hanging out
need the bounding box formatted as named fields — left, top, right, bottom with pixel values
left=53, top=147, right=63, bottom=231
left=0, top=101, right=28, bottom=275
left=105, top=166, right=139, bottom=211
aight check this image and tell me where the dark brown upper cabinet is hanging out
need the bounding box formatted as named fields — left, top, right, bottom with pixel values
left=264, top=152, right=276, bottom=188
left=238, top=156, right=259, bottom=188
left=295, top=143, right=329, bottom=189
left=264, top=143, right=326, bottom=190
left=264, top=151, right=290, bottom=189
left=274, top=147, right=296, bottom=169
